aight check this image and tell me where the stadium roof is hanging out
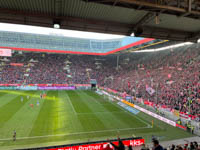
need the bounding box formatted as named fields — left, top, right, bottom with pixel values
left=0, top=0, right=200, bottom=42
left=0, top=30, right=157, bottom=55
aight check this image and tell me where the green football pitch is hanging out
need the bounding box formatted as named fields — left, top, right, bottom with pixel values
left=0, top=90, right=193, bottom=149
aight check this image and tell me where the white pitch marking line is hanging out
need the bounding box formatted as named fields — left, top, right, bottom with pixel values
left=65, top=93, right=77, bottom=114
left=84, top=91, right=102, bottom=105
left=0, top=126, right=152, bottom=141
left=109, top=101, right=150, bottom=127
left=95, top=92, right=151, bottom=127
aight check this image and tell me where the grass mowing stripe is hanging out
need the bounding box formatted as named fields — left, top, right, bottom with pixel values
left=57, top=91, right=75, bottom=132
left=52, top=91, right=59, bottom=134
left=0, top=91, right=39, bottom=139
left=114, top=104, right=150, bottom=127
left=0, top=93, right=19, bottom=108
left=80, top=91, right=102, bottom=105
left=0, top=95, right=29, bottom=128
left=0, top=90, right=40, bottom=98
left=68, top=91, right=108, bottom=131
left=19, top=91, right=43, bottom=137
left=84, top=91, right=148, bottom=128
left=102, top=95, right=184, bottom=137
left=29, top=91, right=59, bottom=136
left=66, top=90, right=92, bottom=113
left=0, top=90, right=194, bottom=149
left=52, top=90, right=77, bottom=135
left=112, top=102, right=153, bottom=128
left=93, top=90, right=150, bottom=127
left=76, top=91, right=107, bottom=113
left=0, top=90, right=12, bottom=97
left=59, top=91, right=75, bottom=115
left=91, top=90, right=156, bottom=129
left=64, top=91, right=77, bottom=114
left=80, top=91, right=137, bottom=129
left=0, top=126, right=151, bottom=141
left=87, top=92, right=123, bottom=112
left=59, top=91, right=84, bottom=133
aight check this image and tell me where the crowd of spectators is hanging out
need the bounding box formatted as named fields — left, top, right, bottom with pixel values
left=0, top=43, right=199, bottom=118
left=102, top=137, right=199, bottom=150
left=169, top=141, right=199, bottom=150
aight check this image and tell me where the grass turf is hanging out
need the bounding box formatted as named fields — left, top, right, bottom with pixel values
left=0, top=90, right=194, bottom=149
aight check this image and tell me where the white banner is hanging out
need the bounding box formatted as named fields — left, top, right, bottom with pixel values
left=146, top=87, right=155, bottom=95
left=0, top=48, right=12, bottom=57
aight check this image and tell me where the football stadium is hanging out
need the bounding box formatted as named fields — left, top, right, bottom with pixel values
left=0, top=0, right=200, bottom=150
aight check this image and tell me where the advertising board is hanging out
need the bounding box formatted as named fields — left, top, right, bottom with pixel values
left=38, top=86, right=76, bottom=90
left=47, top=138, right=144, bottom=150
left=134, top=105, right=176, bottom=126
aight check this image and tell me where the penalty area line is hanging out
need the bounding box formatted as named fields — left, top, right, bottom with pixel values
left=109, top=101, right=151, bottom=127
left=0, top=126, right=152, bottom=141
left=65, top=93, right=77, bottom=114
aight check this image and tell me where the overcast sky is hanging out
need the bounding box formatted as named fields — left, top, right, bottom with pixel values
left=0, top=23, right=125, bottom=40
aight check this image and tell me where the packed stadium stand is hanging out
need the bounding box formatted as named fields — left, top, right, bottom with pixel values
left=1, top=43, right=200, bottom=119
left=1, top=0, right=200, bottom=149
left=1, top=43, right=200, bottom=149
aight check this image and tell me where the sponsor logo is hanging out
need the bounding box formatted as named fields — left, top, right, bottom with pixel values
left=47, top=139, right=144, bottom=150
